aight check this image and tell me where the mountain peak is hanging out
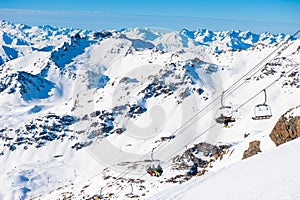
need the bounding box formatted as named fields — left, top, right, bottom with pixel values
left=0, top=20, right=299, bottom=199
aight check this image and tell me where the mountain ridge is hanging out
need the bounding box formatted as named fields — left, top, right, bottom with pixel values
left=0, top=20, right=299, bottom=199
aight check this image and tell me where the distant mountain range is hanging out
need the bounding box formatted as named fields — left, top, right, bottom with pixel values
left=0, top=20, right=299, bottom=200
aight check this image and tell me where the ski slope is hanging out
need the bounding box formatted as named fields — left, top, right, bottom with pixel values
left=148, top=138, right=300, bottom=200
left=0, top=21, right=299, bottom=199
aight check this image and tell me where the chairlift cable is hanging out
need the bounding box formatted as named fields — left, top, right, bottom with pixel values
left=146, top=32, right=299, bottom=155
left=96, top=30, right=300, bottom=196
left=236, top=65, right=300, bottom=111
left=223, top=30, right=299, bottom=98
left=118, top=32, right=299, bottom=184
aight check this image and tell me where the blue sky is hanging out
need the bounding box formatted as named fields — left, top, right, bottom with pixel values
left=0, top=0, right=299, bottom=33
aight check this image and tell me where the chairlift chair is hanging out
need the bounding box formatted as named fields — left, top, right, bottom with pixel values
left=146, top=148, right=163, bottom=177
left=252, top=89, right=272, bottom=120
left=215, top=92, right=235, bottom=124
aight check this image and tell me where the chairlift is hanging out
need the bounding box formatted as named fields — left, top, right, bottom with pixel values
left=252, top=89, right=272, bottom=120
left=215, top=92, right=235, bottom=124
left=146, top=148, right=163, bottom=177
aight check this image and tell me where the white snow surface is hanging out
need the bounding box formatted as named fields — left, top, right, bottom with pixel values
left=0, top=21, right=300, bottom=199
left=149, top=138, right=300, bottom=200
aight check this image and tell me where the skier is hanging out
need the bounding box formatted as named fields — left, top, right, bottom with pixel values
left=156, top=164, right=163, bottom=176
left=147, top=165, right=163, bottom=177
left=224, top=117, right=233, bottom=128
left=147, top=166, right=153, bottom=176
left=152, top=166, right=160, bottom=177
left=224, top=120, right=230, bottom=128
left=187, top=163, right=198, bottom=176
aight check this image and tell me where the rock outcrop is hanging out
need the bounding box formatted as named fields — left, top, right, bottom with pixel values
left=269, top=105, right=300, bottom=146
left=242, top=140, right=262, bottom=159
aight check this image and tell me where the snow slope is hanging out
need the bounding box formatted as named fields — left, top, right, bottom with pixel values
left=149, top=138, right=300, bottom=200
left=0, top=21, right=299, bottom=199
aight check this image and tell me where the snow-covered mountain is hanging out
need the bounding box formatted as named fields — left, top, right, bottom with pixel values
left=0, top=20, right=300, bottom=200
left=121, top=27, right=290, bottom=53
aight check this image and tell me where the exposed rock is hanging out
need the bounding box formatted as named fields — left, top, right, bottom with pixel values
left=161, top=135, right=175, bottom=141
left=244, top=133, right=250, bottom=138
left=269, top=105, right=300, bottom=146
left=92, top=30, right=112, bottom=39
left=242, top=140, right=261, bottom=159
left=0, top=113, right=78, bottom=155
left=171, top=142, right=231, bottom=183
left=71, top=141, right=93, bottom=150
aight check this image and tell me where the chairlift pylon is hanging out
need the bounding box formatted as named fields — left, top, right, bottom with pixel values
left=252, top=89, right=272, bottom=120
left=99, top=187, right=108, bottom=200
left=125, top=183, right=134, bottom=197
